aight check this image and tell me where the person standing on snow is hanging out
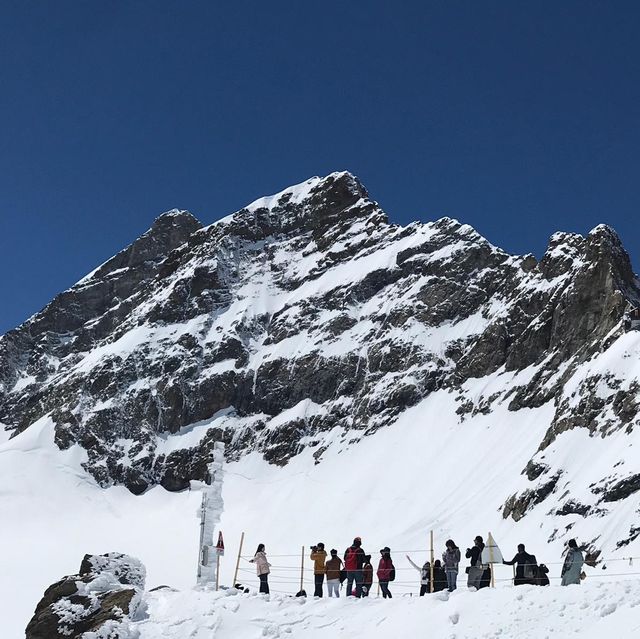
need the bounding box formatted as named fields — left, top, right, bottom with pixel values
left=377, top=547, right=395, bottom=599
left=344, top=537, right=366, bottom=597
left=250, top=544, right=271, bottom=594
left=406, top=554, right=431, bottom=595
left=432, top=560, right=448, bottom=592
left=561, top=539, right=584, bottom=586
left=324, top=549, right=343, bottom=597
left=503, top=544, right=537, bottom=585
left=310, top=542, right=327, bottom=597
left=362, top=554, right=374, bottom=597
left=465, top=536, right=486, bottom=590
left=442, top=539, right=461, bottom=591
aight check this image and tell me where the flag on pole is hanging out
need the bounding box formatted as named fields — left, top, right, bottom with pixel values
left=216, top=531, right=225, bottom=556
left=482, top=532, right=503, bottom=564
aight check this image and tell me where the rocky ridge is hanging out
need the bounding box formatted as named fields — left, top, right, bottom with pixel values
left=1, top=172, right=639, bottom=536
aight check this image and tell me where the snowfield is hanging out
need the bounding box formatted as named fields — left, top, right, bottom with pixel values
left=137, top=579, right=640, bottom=639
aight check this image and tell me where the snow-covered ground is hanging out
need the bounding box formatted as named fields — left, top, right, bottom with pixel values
left=136, top=579, right=640, bottom=639
left=2, top=374, right=640, bottom=637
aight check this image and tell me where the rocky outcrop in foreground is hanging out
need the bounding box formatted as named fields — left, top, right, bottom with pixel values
left=26, top=553, right=145, bottom=639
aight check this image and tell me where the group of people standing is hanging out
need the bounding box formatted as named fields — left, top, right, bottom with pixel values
left=248, top=536, right=585, bottom=597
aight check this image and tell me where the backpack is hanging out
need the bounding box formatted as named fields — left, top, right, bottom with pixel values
left=523, top=554, right=538, bottom=580
left=476, top=547, right=486, bottom=570
left=344, top=547, right=358, bottom=571
left=537, top=564, right=550, bottom=586
left=389, top=563, right=396, bottom=582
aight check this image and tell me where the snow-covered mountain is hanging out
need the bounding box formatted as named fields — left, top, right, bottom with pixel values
left=2, top=171, right=640, bottom=636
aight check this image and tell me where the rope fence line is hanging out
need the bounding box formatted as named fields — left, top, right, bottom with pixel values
left=230, top=530, right=639, bottom=597
left=239, top=554, right=638, bottom=566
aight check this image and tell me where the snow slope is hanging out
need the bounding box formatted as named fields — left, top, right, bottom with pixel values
left=134, top=580, right=640, bottom=639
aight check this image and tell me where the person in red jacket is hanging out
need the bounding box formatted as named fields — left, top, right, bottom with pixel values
left=377, top=547, right=394, bottom=599
left=344, top=537, right=366, bottom=597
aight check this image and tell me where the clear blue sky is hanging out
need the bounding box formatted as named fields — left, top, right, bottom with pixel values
left=1, top=1, right=639, bottom=334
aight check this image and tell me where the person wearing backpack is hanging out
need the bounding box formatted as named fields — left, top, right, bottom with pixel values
left=377, top=547, right=395, bottom=599
left=503, top=544, right=537, bottom=585
left=344, top=537, right=366, bottom=597
left=561, top=539, right=584, bottom=586
left=324, top=549, right=343, bottom=597
left=310, top=543, right=327, bottom=597
left=442, top=539, right=461, bottom=591
left=362, top=555, right=373, bottom=597
left=249, top=544, right=271, bottom=594
left=465, top=536, right=485, bottom=590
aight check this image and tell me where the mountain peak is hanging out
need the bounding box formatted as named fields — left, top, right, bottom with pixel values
left=212, top=171, right=384, bottom=246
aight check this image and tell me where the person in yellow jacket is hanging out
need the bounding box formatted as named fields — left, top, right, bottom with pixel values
left=310, top=542, right=328, bottom=597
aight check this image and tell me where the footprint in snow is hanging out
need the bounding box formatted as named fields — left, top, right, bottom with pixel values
left=449, top=612, right=460, bottom=625
left=600, top=603, right=617, bottom=617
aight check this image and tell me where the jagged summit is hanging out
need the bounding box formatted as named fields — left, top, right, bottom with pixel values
left=206, top=171, right=382, bottom=248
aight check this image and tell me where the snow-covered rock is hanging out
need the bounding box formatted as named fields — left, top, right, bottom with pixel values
left=26, top=553, right=145, bottom=639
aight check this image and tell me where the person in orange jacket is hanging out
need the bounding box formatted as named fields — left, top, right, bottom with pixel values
left=310, top=542, right=327, bottom=597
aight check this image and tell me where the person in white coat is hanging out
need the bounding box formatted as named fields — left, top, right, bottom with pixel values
left=406, top=555, right=431, bottom=595
left=250, top=543, right=271, bottom=594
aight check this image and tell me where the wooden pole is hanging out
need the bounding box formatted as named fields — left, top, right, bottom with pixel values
left=300, top=545, right=305, bottom=593
left=215, top=552, right=221, bottom=591
left=233, top=531, right=245, bottom=587
left=429, top=530, right=435, bottom=594
left=491, top=563, right=495, bottom=588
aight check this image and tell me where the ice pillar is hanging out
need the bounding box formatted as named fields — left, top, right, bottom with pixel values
left=196, top=442, right=225, bottom=587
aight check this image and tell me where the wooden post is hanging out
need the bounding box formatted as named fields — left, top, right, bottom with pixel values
left=233, top=531, right=245, bottom=587
left=300, top=545, right=305, bottom=593
left=429, top=530, right=435, bottom=594
left=215, top=552, right=221, bottom=591
left=491, top=563, right=495, bottom=588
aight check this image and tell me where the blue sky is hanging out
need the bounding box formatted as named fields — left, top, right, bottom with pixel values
left=1, top=1, right=639, bottom=333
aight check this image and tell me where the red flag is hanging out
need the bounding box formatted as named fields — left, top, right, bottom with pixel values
left=216, top=531, right=225, bottom=555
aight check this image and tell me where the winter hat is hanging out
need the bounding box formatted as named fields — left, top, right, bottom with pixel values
left=380, top=546, right=391, bottom=554
left=474, top=536, right=483, bottom=544
left=317, top=542, right=325, bottom=549
left=353, top=537, right=362, bottom=546
left=330, top=549, right=338, bottom=556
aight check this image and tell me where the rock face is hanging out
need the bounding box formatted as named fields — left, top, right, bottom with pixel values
left=1, top=172, right=640, bottom=527
left=26, top=552, right=145, bottom=638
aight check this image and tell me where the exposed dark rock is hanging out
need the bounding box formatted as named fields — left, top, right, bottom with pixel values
left=555, top=500, right=591, bottom=516
left=503, top=473, right=562, bottom=521
left=26, top=553, right=145, bottom=639
left=602, top=474, right=640, bottom=502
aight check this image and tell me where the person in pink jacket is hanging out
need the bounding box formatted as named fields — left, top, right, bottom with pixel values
left=377, top=547, right=394, bottom=599
left=250, top=543, right=271, bottom=594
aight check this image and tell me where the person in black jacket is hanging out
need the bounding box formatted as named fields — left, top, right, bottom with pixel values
left=503, top=544, right=537, bottom=585
left=465, top=536, right=485, bottom=590
left=432, top=560, right=448, bottom=592
left=344, top=537, right=366, bottom=597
